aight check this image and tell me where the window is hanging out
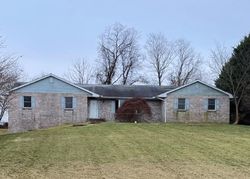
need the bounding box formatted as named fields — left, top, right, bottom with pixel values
left=208, top=98, right=216, bottom=110
left=23, top=96, right=32, bottom=108
left=65, top=97, right=73, bottom=109
left=178, top=98, right=186, bottom=110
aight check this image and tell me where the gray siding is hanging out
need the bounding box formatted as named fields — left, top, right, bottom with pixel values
left=169, top=82, right=228, bottom=96
left=16, top=77, right=90, bottom=94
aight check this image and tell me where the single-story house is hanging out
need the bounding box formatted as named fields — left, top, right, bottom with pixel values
left=8, top=74, right=232, bottom=133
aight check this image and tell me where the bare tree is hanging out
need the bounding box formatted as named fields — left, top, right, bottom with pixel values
left=0, top=56, right=22, bottom=121
left=66, top=58, right=94, bottom=84
left=145, top=33, right=175, bottom=86
left=209, top=43, right=230, bottom=80
left=119, top=36, right=147, bottom=85
left=96, top=23, right=143, bottom=85
left=169, top=39, right=202, bottom=86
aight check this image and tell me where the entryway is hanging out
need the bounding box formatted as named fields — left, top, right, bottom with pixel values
left=89, top=100, right=99, bottom=119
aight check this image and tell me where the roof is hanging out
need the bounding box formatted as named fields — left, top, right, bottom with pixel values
left=12, top=74, right=232, bottom=99
left=157, top=80, right=233, bottom=98
left=11, top=74, right=100, bottom=97
left=77, top=84, right=176, bottom=98
left=13, top=82, right=26, bottom=88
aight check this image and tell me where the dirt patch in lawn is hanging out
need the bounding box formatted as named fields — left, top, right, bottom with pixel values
left=2, top=161, right=249, bottom=179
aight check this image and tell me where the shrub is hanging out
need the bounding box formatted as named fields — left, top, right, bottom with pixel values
left=0, top=122, right=8, bottom=129
left=115, top=98, right=152, bottom=122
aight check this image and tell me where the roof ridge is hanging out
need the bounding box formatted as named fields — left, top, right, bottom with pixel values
left=77, top=84, right=176, bottom=88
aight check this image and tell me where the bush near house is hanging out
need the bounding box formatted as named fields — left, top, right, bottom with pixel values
left=0, top=122, right=8, bottom=129
left=115, top=98, right=152, bottom=122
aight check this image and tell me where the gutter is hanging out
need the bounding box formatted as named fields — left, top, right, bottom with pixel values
left=89, top=96, right=159, bottom=100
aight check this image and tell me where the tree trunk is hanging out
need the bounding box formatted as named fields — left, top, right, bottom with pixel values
left=234, top=100, right=239, bottom=124
left=158, top=78, right=161, bottom=86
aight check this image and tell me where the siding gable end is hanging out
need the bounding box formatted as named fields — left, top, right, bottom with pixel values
left=168, top=82, right=228, bottom=96
left=15, top=77, right=90, bottom=94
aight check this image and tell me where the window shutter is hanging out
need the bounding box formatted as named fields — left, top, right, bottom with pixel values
left=20, top=96, right=24, bottom=108
left=186, top=99, right=190, bottom=110
left=61, top=97, right=65, bottom=109
left=204, top=99, right=208, bottom=111
left=73, top=97, right=77, bottom=109
left=174, top=98, right=178, bottom=111
left=216, top=99, right=220, bottom=111
left=111, top=101, right=116, bottom=113
left=31, top=96, right=36, bottom=108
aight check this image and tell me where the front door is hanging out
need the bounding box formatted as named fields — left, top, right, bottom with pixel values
left=89, top=100, right=99, bottom=119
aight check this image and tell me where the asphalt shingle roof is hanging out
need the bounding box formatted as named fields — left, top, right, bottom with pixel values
left=13, top=81, right=175, bottom=98
left=78, top=84, right=175, bottom=98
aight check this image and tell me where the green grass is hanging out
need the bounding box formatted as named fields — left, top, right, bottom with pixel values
left=0, top=123, right=250, bottom=178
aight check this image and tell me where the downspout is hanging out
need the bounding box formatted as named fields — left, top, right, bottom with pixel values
left=154, top=97, right=167, bottom=123
left=164, top=99, right=167, bottom=123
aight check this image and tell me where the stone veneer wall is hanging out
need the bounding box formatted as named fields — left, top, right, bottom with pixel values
left=97, top=100, right=115, bottom=121
left=165, top=95, right=229, bottom=123
left=8, top=92, right=88, bottom=133
left=146, top=100, right=163, bottom=122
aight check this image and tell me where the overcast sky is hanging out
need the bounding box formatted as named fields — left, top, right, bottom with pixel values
left=0, top=0, right=250, bottom=80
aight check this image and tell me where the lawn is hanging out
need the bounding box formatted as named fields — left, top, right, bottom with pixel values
left=0, top=128, right=7, bottom=135
left=0, top=123, right=250, bottom=179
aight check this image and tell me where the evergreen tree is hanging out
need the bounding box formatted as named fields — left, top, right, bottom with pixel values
left=216, top=34, right=250, bottom=124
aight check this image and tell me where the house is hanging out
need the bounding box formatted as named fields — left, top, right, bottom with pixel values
left=8, top=74, right=232, bottom=133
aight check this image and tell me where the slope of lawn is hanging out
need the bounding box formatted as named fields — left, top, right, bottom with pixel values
left=0, top=123, right=250, bottom=178
left=0, top=128, right=7, bottom=135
